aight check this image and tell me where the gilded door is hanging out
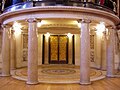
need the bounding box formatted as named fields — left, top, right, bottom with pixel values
left=49, top=35, right=68, bottom=64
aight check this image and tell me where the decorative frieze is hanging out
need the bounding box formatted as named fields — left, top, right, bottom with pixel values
left=90, top=35, right=95, bottom=62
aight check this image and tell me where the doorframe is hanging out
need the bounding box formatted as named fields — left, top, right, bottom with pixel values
left=42, top=34, right=75, bottom=65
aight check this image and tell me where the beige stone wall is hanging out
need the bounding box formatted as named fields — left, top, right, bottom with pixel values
left=94, top=33, right=102, bottom=69
left=15, top=33, right=26, bottom=68
left=74, top=32, right=105, bottom=68
left=15, top=33, right=43, bottom=68
left=75, top=34, right=80, bottom=66
left=73, top=33, right=103, bottom=68
left=38, top=34, right=43, bottom=65
left=101, top=33, right=107, bottom=70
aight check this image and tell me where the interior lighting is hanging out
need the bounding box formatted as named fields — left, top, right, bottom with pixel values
left=13, top=21, right=22, bottom=35
left=96, top=22, right=105, bottom=33
left=45, top=32, right=50, bottom=38
left=77, top=21, right=81, bottom=28
left=13, top=21, right=22, bottom=29
left=37, top=22, right=42, bottom=27
left=37, top=20, right=46, bottom=27
left=67, top=33, right=73, bottom=38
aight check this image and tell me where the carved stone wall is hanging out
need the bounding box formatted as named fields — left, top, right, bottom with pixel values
left=22, top=33, right=28, bottom=61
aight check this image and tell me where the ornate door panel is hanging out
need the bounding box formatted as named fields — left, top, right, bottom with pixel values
left=50, top=36, right=58, bottom=61
left=59, top=36, right=67, bottom=62
left=49, top=35, right=68, bottom=64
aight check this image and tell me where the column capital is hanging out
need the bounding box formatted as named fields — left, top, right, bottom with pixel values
left=81, top=19, right=91, bottom=23
left=27, top=18, right=37, bottom=23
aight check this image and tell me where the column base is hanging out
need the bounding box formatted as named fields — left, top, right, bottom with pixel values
left=106, top=74, right=115, bottom=78
left=80, top=81, right=91, bottom=85
left=26, top=81, right=39, bottom=85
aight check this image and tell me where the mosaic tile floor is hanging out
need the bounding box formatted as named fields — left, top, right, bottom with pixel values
left=11, top=65, right=106, bottom=84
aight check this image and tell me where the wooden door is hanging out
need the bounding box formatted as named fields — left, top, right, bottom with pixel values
left=49, top=35, right=68, bottom=64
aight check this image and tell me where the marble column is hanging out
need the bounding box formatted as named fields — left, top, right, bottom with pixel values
left=107, top=27, right=115, bottom=77
left=10, top=30, right=16, bottom=69
left=27, top=18, right=38, bottom=84
left=80, top=19, right=91, bottom=85
left=1, top=25, right=10, bottom=76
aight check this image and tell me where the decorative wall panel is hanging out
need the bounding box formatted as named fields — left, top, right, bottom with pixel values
left=90, top=35, right=94, bottom=49
left=90, top=35, right=95, bottom=62
left=59, top=36, right=67, bottom=61
left=49, top=35, right=68, bottom=64
left=22, top=34, right=28, bottom=61
left=23, top=34, right=28, bottom=48
left=50, top=36, right=58, bottom=61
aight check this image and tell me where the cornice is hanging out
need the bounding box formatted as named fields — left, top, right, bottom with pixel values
left=0, top=6, right=119, bottom=25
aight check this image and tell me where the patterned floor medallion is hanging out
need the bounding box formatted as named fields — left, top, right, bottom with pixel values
left=41, top=69, right=76, bottom=75
left=11, top=65, right=106, bottom=83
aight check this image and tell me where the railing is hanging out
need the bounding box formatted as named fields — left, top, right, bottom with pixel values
left=3, top=1, right=116, bottom=14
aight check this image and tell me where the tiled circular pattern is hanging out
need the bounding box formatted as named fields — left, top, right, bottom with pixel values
left=41, top=69, right=76, bottom=75
left=11, top=66, right=106, bottom=83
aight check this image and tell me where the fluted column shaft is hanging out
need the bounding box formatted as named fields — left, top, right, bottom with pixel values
left=107, top=27, right=115, bottom=77
left=80, top=19, right=91, bottom=85
left=27, top=18, right=38, bottom=84
left=1, top=25, right=10, bottom=76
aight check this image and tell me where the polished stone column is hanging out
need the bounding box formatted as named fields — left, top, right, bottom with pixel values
left=27, top=18, right=38, bottom=84
left=1, top=25, right=10, bottom=76
left=107, top=27, right=115, bottom=77
left=10, top=30, right=16, bottom=69
left=80, top=19, right=91, bottom=85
